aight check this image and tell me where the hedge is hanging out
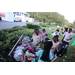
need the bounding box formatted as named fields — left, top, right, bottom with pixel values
left=40, top=23, right=49, bottom=27
left=0, top=26, right=34, bottom=61
left=27, top=23, right=41, bottom=29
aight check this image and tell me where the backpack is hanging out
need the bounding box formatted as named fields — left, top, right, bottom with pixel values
left=54, top=43, right=68, bottom=57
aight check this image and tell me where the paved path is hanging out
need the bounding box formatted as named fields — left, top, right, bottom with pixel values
left=0, top=21, right=26, bottom=30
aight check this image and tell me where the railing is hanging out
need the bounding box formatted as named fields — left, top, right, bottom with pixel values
left=8, top=34, right=23, bottom=57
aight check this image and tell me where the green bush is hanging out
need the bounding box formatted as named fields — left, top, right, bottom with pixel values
left=22, top=25, right=27, bottom=28
left=0, top=26, right=34, bottom=61
left=44, top=23, right=49, bottom=25
left=41, top=25, right=50, bottom=27
left=40, top=23, right=49, bottom=27
left=27, top=23, right=41, bottom=29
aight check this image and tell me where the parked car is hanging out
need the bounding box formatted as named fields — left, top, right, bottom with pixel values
left=0, top=17, right=2, bottom=21
left=14, top=17, right=22, bottom=22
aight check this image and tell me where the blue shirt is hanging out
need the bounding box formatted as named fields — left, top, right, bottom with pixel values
left=35, top=50, right=53, bottom=62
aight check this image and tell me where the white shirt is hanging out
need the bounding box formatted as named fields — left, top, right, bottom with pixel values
left=64, top=32, right=73, bottom=43
left=56, top=31, right=60, bottom=36
left=63, top=31, right=68, bottom=37
left=52, top=41, right=60, bottom=49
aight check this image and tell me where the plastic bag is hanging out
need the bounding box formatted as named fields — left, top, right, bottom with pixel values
left=22, top=36, right=30, bottom=44
left=14, top=49, right=24, bottom=61
left=16, top=46, right=24, bottom=51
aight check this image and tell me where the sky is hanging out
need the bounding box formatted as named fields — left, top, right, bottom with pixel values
left=58, top=11, right=75, bottom=23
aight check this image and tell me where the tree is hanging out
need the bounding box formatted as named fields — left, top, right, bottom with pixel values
left=73, top=20, right=75, bottom=25
left=27, top=12, right=69, bottom=26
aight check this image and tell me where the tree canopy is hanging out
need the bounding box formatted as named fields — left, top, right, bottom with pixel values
left=27, top=12, right=69, bottom=26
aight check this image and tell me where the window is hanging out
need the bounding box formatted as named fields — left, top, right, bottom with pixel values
left=13, top=12, right=16, bottom=14
left=25, top=14, right=28, bottom=17
left=19, top=12, right=21, bottom=16
left=17, top=12, right=19, bottom=15
left=22, top=13, right=23, bottom=15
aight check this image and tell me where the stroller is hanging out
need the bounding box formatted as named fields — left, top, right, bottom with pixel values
left=51, top=43, right=69, bottom=62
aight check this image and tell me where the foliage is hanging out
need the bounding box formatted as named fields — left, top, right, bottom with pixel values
left=73, top=20, right=75, bottom=25
left=0, top=25, right=75, bottom=62
left=27, top=12, right=69, bottom=26
left=22, top=25, right=27, bottom=28
left=40, top=23, right=49, bottom=27
left=44, top=26, right=75, bottom=62
left=68, top=23, right=73, bottom=28
left=27, top=23, right=41, bottom=29
left=0, top=26, right=34, bottom=61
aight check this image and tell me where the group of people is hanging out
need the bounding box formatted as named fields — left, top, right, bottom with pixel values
left=24, top=27, right=73, bottom=62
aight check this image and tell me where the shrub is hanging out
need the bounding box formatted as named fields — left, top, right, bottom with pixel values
left=40, top=23, right=49, bottom=27
left=7, top=26, right=25, bottom=33
left=27, top=23, right=41, bottom=29
left=22, top=25, right=27, bottom=28
left=0, top=26, right=34, bottom=61
left=44, top=23, right=49, bottom=25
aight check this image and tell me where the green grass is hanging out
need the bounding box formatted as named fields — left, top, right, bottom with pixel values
left=50, top=25, right=57, bottom=30
left=41, top=25, right=75, bottom=62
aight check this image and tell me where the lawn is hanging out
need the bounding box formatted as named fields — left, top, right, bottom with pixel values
left=0, top=24, right=75, bottom=62
left=43, top=26, right=75, bottom=62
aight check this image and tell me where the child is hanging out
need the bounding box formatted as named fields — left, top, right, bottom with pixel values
left=52, top=29, right=54, bottom=33
left=55, top=29, right=60, bottom=41
left=56, top=29, right=60, bottom=36
left=29, top=28, right=42, bottom=51
left=41, top=29, right=48, bottom=44
left=23, top=50, right=35, bottom=62
left=61, top=28, right=73, bottom=56
left=61, top=26, right=64, bottom=31
left=50, top=35, right=60, bottom=57
left=62, top=28, right=68, bottom=41
left=28, top=39, right=53, bottom=62
left=62, top=28, right=73, bottom=45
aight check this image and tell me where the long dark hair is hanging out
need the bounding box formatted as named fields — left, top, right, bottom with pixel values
left=40, top=40, right=53, bottom=62
left=54, top=35, right=59, bottom=42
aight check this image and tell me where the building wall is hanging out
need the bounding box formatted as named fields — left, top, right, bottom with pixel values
left=0, top=12, right=9, bottom=21
left=0, top=12, right=29, bottom=22
left=21, top=16, right=26, bottom=22
left=0, top=12, right=14, bottom=22
left=8, top=12, right=14, bottom=22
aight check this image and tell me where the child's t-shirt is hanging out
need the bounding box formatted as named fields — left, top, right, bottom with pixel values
left=50, top=41, right=59, bottom=57
left=52, top=41, right=60, bottom=49
left=41, top=31, right=47, bottom=40
left=32, top=34, right=42, bottom=47
left=35, top=50, right=53, bottom=62
left=56, top=31, right=60, bottom=36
